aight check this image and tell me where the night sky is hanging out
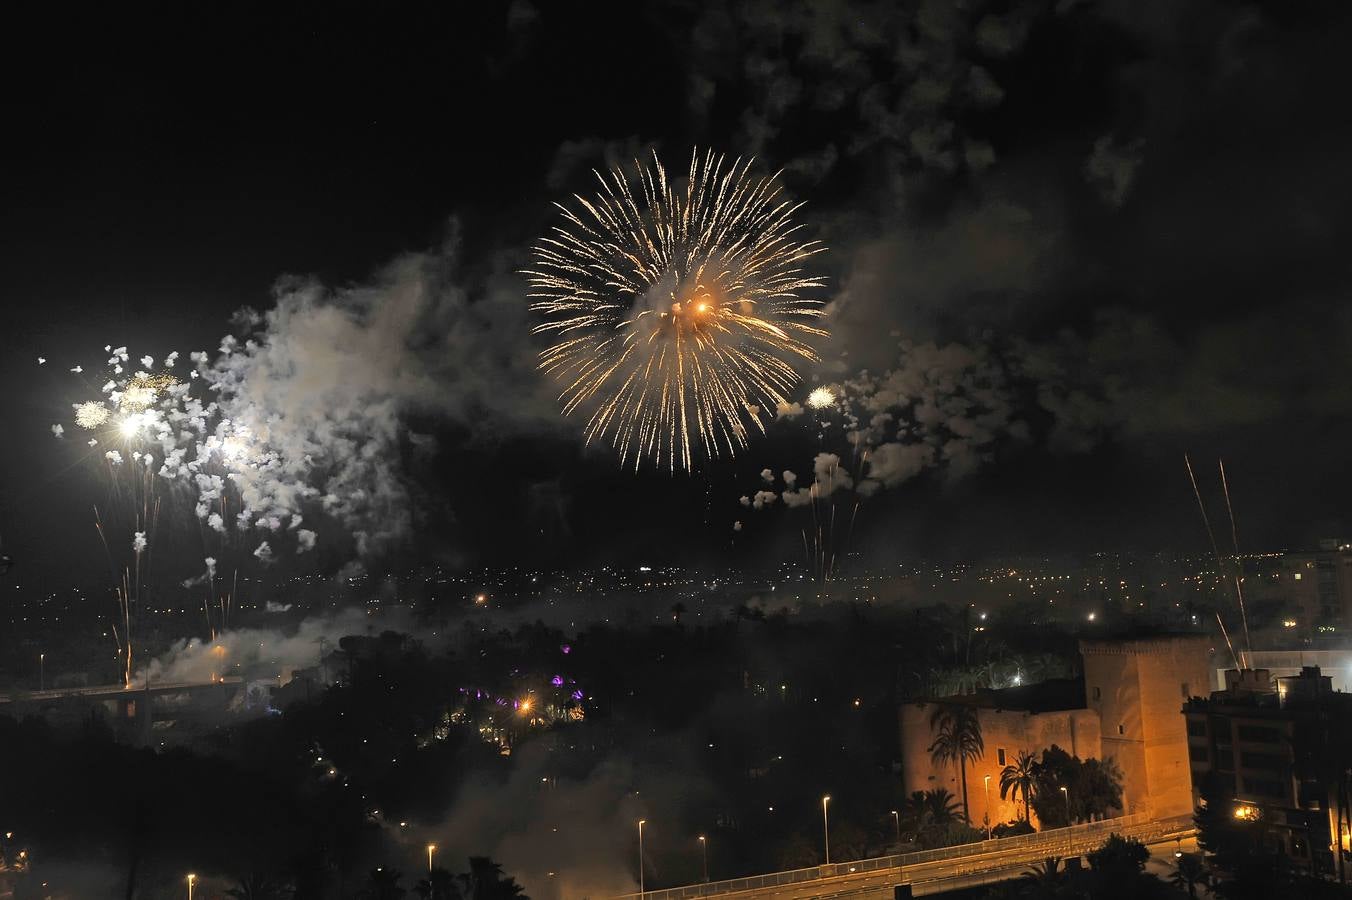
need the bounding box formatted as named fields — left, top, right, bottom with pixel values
left=3, top=1, right=1350, bottom=583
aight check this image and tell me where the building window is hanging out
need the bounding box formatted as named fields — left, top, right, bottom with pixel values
left=1189, top=745, right=1209, bottom=763
left=1295, top=573, right=1303, bottom=580
left=1093, top=686, right=1101, bottom=700
left=1236, top=725, right=1281, bottom=744
left=1187, top=719, right=1206, bottom=737
left=997, top=748, right=1007, bottom=767
left=1240, top=752, right=1287, bottom=772
left=1118, top=724, right=1125, bottom=735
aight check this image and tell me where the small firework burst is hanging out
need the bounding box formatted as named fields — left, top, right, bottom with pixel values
left=806, top=386, right=835, bottom=410
left=74, top=402, right=111, bottom=429
left=120, top=373, right=180, bottom=411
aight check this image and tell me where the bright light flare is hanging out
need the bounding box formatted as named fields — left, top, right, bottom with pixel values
left=807, top=387, right=835, bottom=410
left=118, top=414, right=146, bottom=438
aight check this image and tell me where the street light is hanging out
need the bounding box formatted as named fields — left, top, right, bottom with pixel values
left=983, top=775, right=992, bottom=840
left=187, top=873, right=196, bottom=900
left=638, top=819, right=646, bottom=898
left=1060, top=786, right=1071, bottom=858
left=39, top=653, right=44, bottom=692
left=821, top=795, right=831, bottom=865
left=890, top=809, right=901, bottom=847
left=698, top=834, right=708, bottom=882
left=427, top=843, right=436, bottom=873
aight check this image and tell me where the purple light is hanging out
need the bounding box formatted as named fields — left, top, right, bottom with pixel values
left=551, top=675, right=564, bottom=687
left=571, top=690, right=584, bottom=700
left=561, top=645, right=572, bottom=654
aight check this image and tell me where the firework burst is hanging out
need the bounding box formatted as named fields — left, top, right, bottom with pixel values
left=74, top=401, right=111, bottom=429
left=528, top=149, right=827, bottom=472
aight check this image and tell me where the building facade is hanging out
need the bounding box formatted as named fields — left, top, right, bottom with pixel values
left=1244, top=539, right=1352, bottom=634
left=1184, top=665, right=1352, bottom=875
left=900, top=634, right=1210, bottom=826
left=1082, top=634, right=1212, bottom=817
left=900, top=682, right=1101, bottom=829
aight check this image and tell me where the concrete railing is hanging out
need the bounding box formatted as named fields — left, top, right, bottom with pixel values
left=614, top=812, right=1195, bottom=899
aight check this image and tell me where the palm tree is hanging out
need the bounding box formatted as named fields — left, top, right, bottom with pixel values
left=1170, top=854, right=1210, bottom=899
left=225, top=873, right=289, bottom=900
left=412, top=868, right=461, bottom=900
left=457, top=857, right=525, bottom=900
left=1000, top=749, right=1039, bottom=823
left=359, top=868, right=407, bottom=900
left=1021, top=856, right=1063, bottom=890
left=922, top=788, right=961, bottom=826
left=929, top=704, right=984, bottom=823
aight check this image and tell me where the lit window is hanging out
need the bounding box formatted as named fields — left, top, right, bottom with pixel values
left=1295, top=573, right=1303, bottom=581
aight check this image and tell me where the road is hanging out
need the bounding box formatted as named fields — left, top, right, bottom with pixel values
left=618, top=817, right=1196, bottom=900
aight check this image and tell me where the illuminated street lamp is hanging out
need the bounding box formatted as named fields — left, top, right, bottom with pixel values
left=39, top=653, right=44, bottom=692
left=890, top=809, right=901, bottom=847
left=1060, top=786, right=1071, bottom=857
left=187, top=873, right=196, bottom=900
left=821, top=795, right=831, bottom=864
left=638, top=820, right=647, bottom=898
left=427, top=843, right=436, bottom=873
left=983, top=775, right=992, bottom=840
left=698, top=834, right=708, bottom=882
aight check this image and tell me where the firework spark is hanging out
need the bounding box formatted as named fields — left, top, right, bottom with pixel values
left=806, top=386, right=835, bottom=410
left=527, top=149, right=827, bottom=472
left=74, top=402, right=111, bottom=429
left=119, top=373, right=180, bottom=412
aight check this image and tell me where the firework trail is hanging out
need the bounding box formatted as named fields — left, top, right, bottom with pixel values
left=1218, top=458, right=1253, bottom=659
left=527, top=149, right=827, bottom=472
left=1184, top=453, right=1250, bottom=667
left=47, top=343, right=311, bottom=682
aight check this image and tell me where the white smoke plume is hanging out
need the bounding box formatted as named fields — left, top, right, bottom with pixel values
left=137, top=606, right=416, bottom=685
left=751, top=490, right=778, bottom=510
left=421, top=739, right=714, bottom=900
left=781, top=452, right=853, bottom=508
left=187, top=229, right=557, bottom=558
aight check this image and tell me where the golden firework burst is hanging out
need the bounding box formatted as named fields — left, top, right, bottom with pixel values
left=527, top=150, right=827, bottom=472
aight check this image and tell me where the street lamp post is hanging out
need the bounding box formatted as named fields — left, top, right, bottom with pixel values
left=638, top=819, right=646, bottom=898
left=891, top=809, right=901, bottom=848
left=187, top=873, right=195, bottom=900
left=821, top=795, right=831, bottom=865
left=39, top=653, right=44, bottom=692
left=983, top=775, right=992, bottom=840
left=427, top=843, right=436, bottom=873
left=1060, top=786, right=1071, bottom=859
left=698, top=835, right=708, bottom=882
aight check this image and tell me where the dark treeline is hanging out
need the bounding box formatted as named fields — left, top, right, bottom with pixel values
left=1, top=598, right=1106, bottom=897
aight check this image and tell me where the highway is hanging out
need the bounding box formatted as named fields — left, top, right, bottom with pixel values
left=616, top=815, right=1196, bottom=900
left=0, top=676, right=241, bottom=704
